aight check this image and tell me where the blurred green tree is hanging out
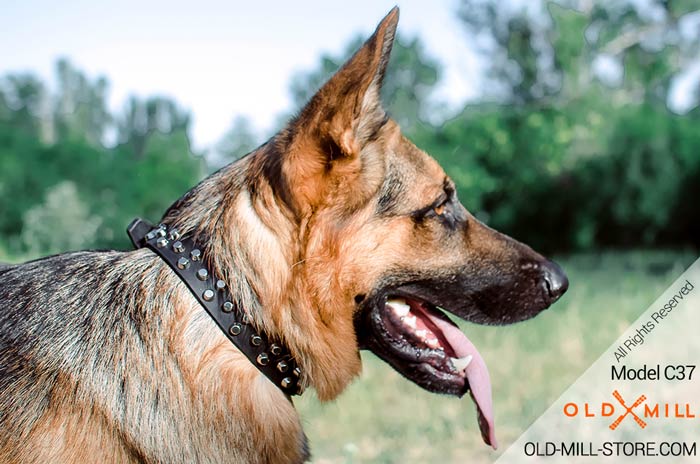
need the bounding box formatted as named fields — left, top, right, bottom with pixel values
left=21, top=181, right=102, bottom=254
left=0, top=64, right=203, bottom=255
left=440, top=0, right=700, bottom=251
left=213, top=115, right=260, bottom=168
left=2, top=2, right=700, bottom=258
left=0, top=73, right=46, bottom=137
left=53, top=59, right=112, bottom=145
left=116, top=95, right=191, bottom=159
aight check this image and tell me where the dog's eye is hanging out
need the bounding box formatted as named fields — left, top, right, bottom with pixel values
left=412, top=197, right=452, bottom=223
left=432, top=197, right=450, bottom=217
left=430, top=198, right=460, bottom=230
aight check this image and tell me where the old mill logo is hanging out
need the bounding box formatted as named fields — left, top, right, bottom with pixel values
left=564, top=390, right=696, bottom=430
left=609, top=391, right=647, bottom=430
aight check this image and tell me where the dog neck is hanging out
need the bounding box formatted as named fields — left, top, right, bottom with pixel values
left=128, top=217, right=304, bottom=396
left=160, top=148, right=363, bottom=401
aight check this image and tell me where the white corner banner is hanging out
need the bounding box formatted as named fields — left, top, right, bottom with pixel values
left=497, top=258, right=700, bottom=463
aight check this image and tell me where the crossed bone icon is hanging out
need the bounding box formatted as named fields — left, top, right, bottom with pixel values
left=609, top=390, right=647, bottom=430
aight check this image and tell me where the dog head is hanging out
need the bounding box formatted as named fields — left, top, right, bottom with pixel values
left=181, top=7, right=568, bottom=448
left=252, top=7, right=568, bottom=446
left=250, top=7, right=569, bottom=447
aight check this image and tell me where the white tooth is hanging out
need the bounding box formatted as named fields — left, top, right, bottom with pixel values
left=403, top=315, right=417, bottom=328
left=415, top=329, right=428, bottom=339
left=450, top=355, right=473, bottom=372
left=425, top=338, right=439, bottom=348
left=387, top=299, right=410, bottom=317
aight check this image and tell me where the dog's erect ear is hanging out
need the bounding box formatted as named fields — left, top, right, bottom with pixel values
left=293, top=7, right=398, bottom=157
left=274, top=9, right=399, bottom=212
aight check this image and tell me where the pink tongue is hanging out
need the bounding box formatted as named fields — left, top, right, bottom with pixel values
left=424, top=311, right=497, bottom=449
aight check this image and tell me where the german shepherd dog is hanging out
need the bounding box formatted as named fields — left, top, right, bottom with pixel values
left=0, top=8, right=568, bottom=463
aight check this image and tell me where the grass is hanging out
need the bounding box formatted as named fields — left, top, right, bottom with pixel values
left=295, top=249, right=697, bottom=463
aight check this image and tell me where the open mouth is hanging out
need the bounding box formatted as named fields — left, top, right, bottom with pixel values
left=359, top=295, right=497, bottom=449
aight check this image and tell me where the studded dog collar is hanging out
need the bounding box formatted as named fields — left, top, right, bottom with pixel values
left=127, top=218, right=302, bottom=396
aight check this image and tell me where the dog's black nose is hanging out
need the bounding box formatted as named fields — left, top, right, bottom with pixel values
left=542, top=260, right=568, bottom=303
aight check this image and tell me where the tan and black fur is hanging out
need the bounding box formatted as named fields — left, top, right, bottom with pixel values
left=0, top=8, right=567, bottom=463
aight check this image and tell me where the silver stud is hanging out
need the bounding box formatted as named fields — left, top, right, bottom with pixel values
left=215, top=279, right=226, bottom=291
left=196, top=268, right=208, bottom=281
left=202, top=289, right=214, bottom=301
left=177, top=257, right=190, bottom=269
left=293, top=367, right=301, bottom=377
left=145, top=230, right=157, bottom=241
left=281, top=377, right=293, bottom=389
left=242, top=313, right=252, bottom=324
left=190, top=249, right=201, bottom=261
left=172, top=241, right=184, bottom=253
left=156, top=228, right=166, bottom=238
left=168, top=229, right=180, bottom=240
left=270, top=344, right=282, bottom=356
left=156, top=237, right=168, bottom=248
left=250, top=334, right=262, bottom=346
left=257, top=353, right=270, bottom=366
left=229, top=323, right=242, bottom=336
left=222, top=301, right=234, bottom=312
left=277, top=361, right=288, bottom=373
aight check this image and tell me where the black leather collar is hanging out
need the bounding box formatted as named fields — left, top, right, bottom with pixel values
left=127, top=218, right=302, bottom=396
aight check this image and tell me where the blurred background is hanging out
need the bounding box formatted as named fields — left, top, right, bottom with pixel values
left=1, top=0, right=698, bottom=462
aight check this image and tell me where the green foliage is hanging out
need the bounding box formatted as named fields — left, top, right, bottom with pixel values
left=428, top=0, right=700, bottom=252
left=214, top=115, right=261, bottom=167
left=418, top=92, right=700, bottom=252
left=1, top=0, right=700, bottom=258
left=21, top=181, right=101, bottom=254
left=54, top=59, right=112, bottom=145
left=86, top=129, right=204, bottom=249
left=0, top=60, right=203, bottom=255
left=0, top=73, right=46, bottom=136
